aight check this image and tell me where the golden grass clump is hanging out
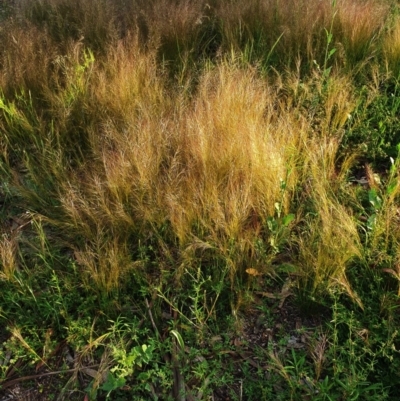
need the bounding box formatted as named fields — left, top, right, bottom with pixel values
left=45, top=40, right=168, bottom=288
left=215, top=0, right=333, bottom=66
left=139, top=0, right=206, bottom=50
left=296, top=135, right=363, bottom=306
left=383, top=16, right=400, bottom=77
left=55, top=58, right=304, bottom=288
left=92, top=36, right=165, bottom=123
left=0, top=23, right=57, bottom=98
left=335, top=0, right=389, bottom=64
left=163, top=64, right=303, bottom=280
left=282, top=71, right=362, bottom=304
left=73, top=235, right=135, bottom=293
left=0, top=234, right=19, bottom=280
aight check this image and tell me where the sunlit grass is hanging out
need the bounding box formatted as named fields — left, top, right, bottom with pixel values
left=1, top=0, right=400, bottom=399
left=383, top=15, right=400, bottom=78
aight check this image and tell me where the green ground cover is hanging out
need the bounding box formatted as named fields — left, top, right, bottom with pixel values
left=1, top=0, right=400, bottom=399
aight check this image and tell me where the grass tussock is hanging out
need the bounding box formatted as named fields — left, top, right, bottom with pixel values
left=0, top=233, right=18, bottom=280
left=297, top=136, right=363, bottom=305
left=0, top=23, right=57, bottom=98
left=383, top=15, right=400, bottom=78
left=335, top=0, right=389, bottom=66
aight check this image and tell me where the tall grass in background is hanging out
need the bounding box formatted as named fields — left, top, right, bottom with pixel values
left=7, top=0, right=391, bottom=73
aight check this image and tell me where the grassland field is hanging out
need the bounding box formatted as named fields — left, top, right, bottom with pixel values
left=1, top=0, right=400, bottom=399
